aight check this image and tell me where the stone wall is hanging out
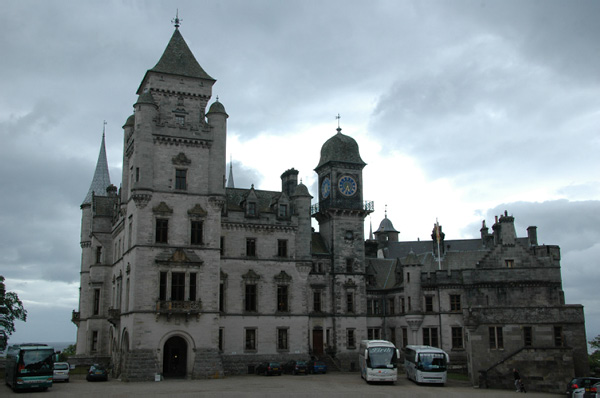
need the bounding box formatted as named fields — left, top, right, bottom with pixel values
left=479, top=347, right=574, bottom=393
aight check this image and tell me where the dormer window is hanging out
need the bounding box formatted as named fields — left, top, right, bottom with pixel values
left=247, top=202, right=257, bottom=217
left=278, top=204, right=288, bottom=218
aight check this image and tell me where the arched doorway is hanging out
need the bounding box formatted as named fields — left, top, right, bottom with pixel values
left=163, top=336, right=187, bottom=378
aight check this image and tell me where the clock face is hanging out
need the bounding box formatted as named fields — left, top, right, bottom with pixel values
left=321, top=177, right=331, bottom=199
left=338, top=175, right=357, bottom=196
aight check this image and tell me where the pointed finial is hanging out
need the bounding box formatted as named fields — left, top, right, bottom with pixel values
left=336, top=113, right=341, bottom=133
left=216, top=95, right=220, bottom=102
left=102, top=120, right=107, bottom=137
left=384, top=204, right=388, bottom=218
left=172, top=9, right=182, bottom=29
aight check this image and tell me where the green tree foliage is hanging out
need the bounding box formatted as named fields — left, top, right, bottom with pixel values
left=58, top=344, right=76, bottom=361
left=589, top=335, right=600, bottom=374
left=0, top=275, right=28, bottom=348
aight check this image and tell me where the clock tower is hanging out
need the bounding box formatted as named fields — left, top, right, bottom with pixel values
left=313, top=125, right=372, bottom=357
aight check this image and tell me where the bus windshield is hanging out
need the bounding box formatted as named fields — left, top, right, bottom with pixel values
left=20, top=349, right=54, bottom=374
left=417, top=353, right=447, bottom=372
left=368, top=347, right=397, bottom=369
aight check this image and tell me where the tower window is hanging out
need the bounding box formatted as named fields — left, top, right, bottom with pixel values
left=313, top=290, right=322, bottom=312
left=189, top=273, right=197, bottom=301
left=277, top=328, right=289, bottom=350
left=175, top=169, right=187, bottom=190
left=171, top=272, right=185, bottom=301
left=245, top=284, right=257, bottom=312
left=191, top=221, right=203, bottom=245
left=277, top=239, right=288, bottom=257
left=246, top=238, right=256, bottom=257
left=277, top=285, right=289, bottom=312
left=155, top=219, right=168, bottom=243
left=452, top=327, right=464, bottom=349
left=346, top=258, right=353, bottom=273
left=425, top=296, right=433, bottom=312
left=450, top=294, right=462, bottom=311
left=245, top=328, right=256, bottom=351
left=175, top=115, right=185, bottom=125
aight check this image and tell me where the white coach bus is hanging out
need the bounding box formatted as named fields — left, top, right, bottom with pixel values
left=404, top=345, right=449, bottom=385
left=358, top=340, right=400, bottom=383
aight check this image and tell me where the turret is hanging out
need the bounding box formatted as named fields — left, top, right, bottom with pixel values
left=206, top=100, right=228, bottom=194
left=492, top=211, right=517, bottom=246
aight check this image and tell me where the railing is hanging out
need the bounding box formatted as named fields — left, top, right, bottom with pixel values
left=108, top=307, right=120, bottom=325
left=71, top=310, right=80, bottom=325
left=156, top=300, right=202, bottom=314
left=311, top=200, right=374, bottom=215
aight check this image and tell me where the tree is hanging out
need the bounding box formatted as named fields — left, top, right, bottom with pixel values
left=589, top=335, right=600, bottom=375
left=58, top=343, right=76, bottom=361
left=0, top=275, right=28, bottom=349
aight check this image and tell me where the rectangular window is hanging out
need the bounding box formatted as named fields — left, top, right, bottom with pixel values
left=401, top=298, right=405, bottom=314
left=347, top=329, right=356, bottom=348
left=346, top=258, right=353, bottom=273
left=277, top=328, right=288, bottom=350
left=245, top=328, right=256, bottom=350
left=220, top=236, right=224, bottom=256
left=246, top=238, right=256, bottom=257
left=135, top=167, right=140, bottom=182
left=505, top=259, right=515, bottom=268
left=175, top=115, right=185, bottom=125
left=91, top=331, right=98, bottom=352
left=347, top=293, right=354, bottom=313
left=191, top=221, right=203, bottom=245
left=171, top=272, right=185, bottom=301
left=159, top=271, right=167, bottom=301
left=402, top=327, right=408, bottom=348
left=93, top=289, right=100, bottom=315
left=277, top=239, right=288, bottom=257
left=489, top=326, right=504, bottom=349
left=313, top=290, right=322, bottom=312
left=452, top=327, right=464, bottom=349
left=175, top=169, right=187, bottom=190
left=389, top=328, right=396, bottom=346
left=96, top=246, right=102, bottom=263
left=408, top=297, right=412, bottom=311
left=368, top=328, right=381, bottom=340
left=245, top=284, right=257, bottom=312
left=423, top=327, right=439, bottom=347
left=247, top=202, right=256, bottom=216
left=425, top=296, right=433, bottom=312
left=189, top=273, right=197, bottom=301
left=278, top=204, right=288, bottom=218
left=524, top=326, right=533, bottom=347
left=388, top=298, right=395, bottom=315
left=155, top=219, right=168, bottom=243
left=554, top=326, right=564, bottom=347
left=277, top=285, right=289, bottom=312
left=218, top=328, right=224, bottom=352
left=219, top=281, right=225, bottom=312
left=450, top=294, right=461, bottom=311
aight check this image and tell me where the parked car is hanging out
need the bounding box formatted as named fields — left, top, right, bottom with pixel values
left=566, top=378, right=600, bottom=398
left=86, top=364, right=108, bottom=381
left=53, top=362, right=70, bottom=382
left=255, top=362, right=282, bottom=376
left=283, top=360, right=307, bottom=375
left=307, top=360, right=327, bottom=374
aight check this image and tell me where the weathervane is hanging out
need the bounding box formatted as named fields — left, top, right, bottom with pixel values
left=336, top=113, right=341, bottom=133
left=172, top=9, right=182, bottom=29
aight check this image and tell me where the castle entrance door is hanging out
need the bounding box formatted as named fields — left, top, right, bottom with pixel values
left=312, top=329, right=324, bottom=356
left=163, top=336, right=187, bottom=378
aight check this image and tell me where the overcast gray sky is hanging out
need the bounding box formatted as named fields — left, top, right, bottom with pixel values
left=1, top=0, right=599, bottom=346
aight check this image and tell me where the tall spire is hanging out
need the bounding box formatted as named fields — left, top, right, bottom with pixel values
left=82, top=125, right=112, bottom=205
left=226, top=157, right=235, bottom=188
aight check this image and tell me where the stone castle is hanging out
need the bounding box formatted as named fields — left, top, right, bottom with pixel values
left=73, top=23, right=588, bottom=392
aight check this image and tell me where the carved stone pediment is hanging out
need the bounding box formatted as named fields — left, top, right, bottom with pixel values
left=172, top=152, right=191, bottom=166
left=170, top=249, right=190, bottom=263
left=242, top=269, right=261, bottom=282
left=274, top=270, right=292, bottom=283
left=188, top=204, right=207, bottom=217
left=153, top=201, right=173, bottom=214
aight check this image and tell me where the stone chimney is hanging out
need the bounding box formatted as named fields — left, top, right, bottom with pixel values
left=527, top=226, right=538, bottom=246
left=280, top=168, right=299, bottom=197
left=492, top=211, right=516, bottom=246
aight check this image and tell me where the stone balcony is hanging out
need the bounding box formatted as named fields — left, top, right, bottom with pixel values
left=155, top=300, right=202, bottom=321
left=71, top=310, right=80, bottom=325
left=108, top=307, right=120, bottom=325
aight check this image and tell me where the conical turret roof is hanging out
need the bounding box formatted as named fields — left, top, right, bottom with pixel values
left=150, top=28, right=214, bottom=81
left=82, top=134, right=111, bottom=205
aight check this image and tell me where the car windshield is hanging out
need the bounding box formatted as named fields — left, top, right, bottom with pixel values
left=418, top=353, right=447, bottom=372
left=54, top=363, right=69, bottom=370
left=21, top=349, right=54, bottom=374
left=368, top=347, right=396, bottom=369
left=296, top=361, right=306, bottom=366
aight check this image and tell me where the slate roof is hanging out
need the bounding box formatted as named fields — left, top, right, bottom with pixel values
left=82, top=134, right=111, bottom=205
left=150, top=28, right=214, bottom=81
left=311, top=233, right=330, bottom=255
left=225, top=187, right=280, bottom=213
left=316, top=128, right=366, bottom=169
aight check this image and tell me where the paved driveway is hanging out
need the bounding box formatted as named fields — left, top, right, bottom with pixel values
left=3, top=373, right=560, bottom=397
